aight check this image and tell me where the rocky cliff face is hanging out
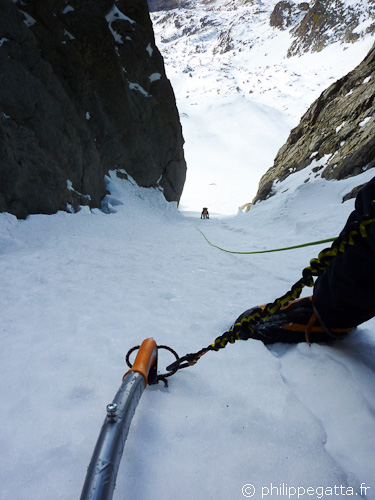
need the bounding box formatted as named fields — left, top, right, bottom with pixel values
left=253, top=42, right=375, bottom=203
left=0, top=0, right=186, bottom=218
left=147, top=0, right=182, bottom=12
left=270, top=0, right=375, bottom=56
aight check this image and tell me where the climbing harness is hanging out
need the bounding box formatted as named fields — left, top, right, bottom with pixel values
left=80, top=339, right=179, bottom=500
left=167, top=210, right=375, bottom=373
left=196, top=223, right=336, bottom=254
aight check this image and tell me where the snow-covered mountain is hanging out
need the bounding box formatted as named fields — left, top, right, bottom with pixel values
left=150, top=0, right=375, bottom=213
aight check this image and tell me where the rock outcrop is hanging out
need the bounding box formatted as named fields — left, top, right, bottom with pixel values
left=0, top=0, right=186, bottom=218
left=147, top=0, right=182, bottom=12
left=270, top=0, right=375, bottom=56
left=269, top=1, right=308, bottom=31
left=253, top=42, right=375, bottom=203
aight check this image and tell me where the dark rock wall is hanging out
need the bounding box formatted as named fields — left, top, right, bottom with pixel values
left=253, top=42, right=375, bottom=203
left=0, top=0, right=186, bottom=218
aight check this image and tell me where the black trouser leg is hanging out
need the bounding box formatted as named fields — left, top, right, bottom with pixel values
left=313, top=177, right=375, bottom=328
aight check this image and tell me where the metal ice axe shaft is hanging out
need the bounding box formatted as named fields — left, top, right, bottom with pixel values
left=80, top=338, right=158, bottom=500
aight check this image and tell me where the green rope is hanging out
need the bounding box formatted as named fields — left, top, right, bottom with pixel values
left=165, top=212, right=375, bottom=373
left=196, top=224, right=336, bottom=255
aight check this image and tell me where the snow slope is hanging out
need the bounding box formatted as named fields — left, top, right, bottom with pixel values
left=1, top=169, right=375, bottom=500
